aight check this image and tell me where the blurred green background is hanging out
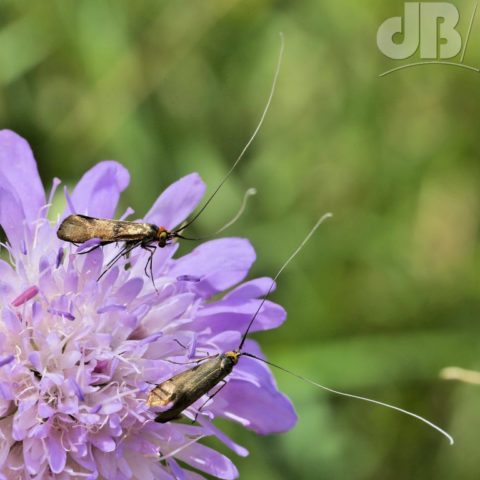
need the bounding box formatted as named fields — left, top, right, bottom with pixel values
left=1, top=1, right=480, bottom=478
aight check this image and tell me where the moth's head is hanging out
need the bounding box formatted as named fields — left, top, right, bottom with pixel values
left=221, top=351, right=240, bottom=370
left=156, top=227, right=170, bottom=247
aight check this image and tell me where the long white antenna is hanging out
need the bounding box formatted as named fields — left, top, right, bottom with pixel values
left=239, top=212, right=333, bottom=350
left=176, top=188, right=257, bottom=241
left=244, top=353, right=454, bottom=445
left=174, top=33, right=285, bottom=234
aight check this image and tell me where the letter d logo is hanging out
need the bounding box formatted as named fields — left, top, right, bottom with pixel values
left=377, top=3, right=420, bottom=60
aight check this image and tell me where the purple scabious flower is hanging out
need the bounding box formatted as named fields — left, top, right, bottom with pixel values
left=0, top=130, right=296, bottom=479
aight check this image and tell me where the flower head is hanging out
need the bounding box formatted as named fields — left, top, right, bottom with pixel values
left=0, top=130, right=296, bottom=479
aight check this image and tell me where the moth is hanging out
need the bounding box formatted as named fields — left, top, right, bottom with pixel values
left=147, top=213, right=453, bottom=445
left=57, top=216, right=172, bottom=247
left=57, top=36, right=284, bottom=282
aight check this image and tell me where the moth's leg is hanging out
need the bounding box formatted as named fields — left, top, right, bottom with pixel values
left=108, top=241, right=139, bottom=267
left=98, top=241, right=141, bottom=281
left=173, top=339, right=187, bottom=350
left=192, top=380, right=228, bottom=423
left=77, top=242, right=110, bottom=255
left=141, top=242, right=158, bottom=291
left=164, top=353, right=219, bottom=366
left=173, top=338, right=211, bottom=360
left=141, top=244, right=156, bottom=279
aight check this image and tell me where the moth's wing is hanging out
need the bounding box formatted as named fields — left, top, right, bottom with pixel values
left=58, top=215, right=154, bottom=243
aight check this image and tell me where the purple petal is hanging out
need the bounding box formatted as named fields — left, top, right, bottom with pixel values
left=46, top=433, right=67, bottom=473
left=196, top=297, right=286, bottom=335
left=69, top=448, right=97, bottom=475
left=13, top=400, right=37, bottom=440
left=224, top=277, right=275, bottom=301
left=68, top=378, right=85, bottom=401
left=216, top=352, right=297, bottom=435
left=31, top=301, right=42, bottom=324
left=77, top=238, right=102, bottom=252
left=131, top=303, right=150, bottom=321
left=63, top=185, right=76, bottom=214
left=94, top=449, right=118, bottom=479
left=187, top=334, right=198, bottom=359
left=3, top=308, right=21, bottom=334
left=0, top=130, right=46, bottom=222
left=64, top=161, right=129, bottom=218
left=113, top=277, right=144, bottom=304
left=169, top=238, right=255, bottom=297
left=144, top=173, right=205, bottom=230
left=28, top=351, right=42, bottom=370
left=175, top=442, right=239, bottom=480
left=141, top=292, right=195, bottom=331
left=39, top=255, right=50, bottom=273
left=0, top=355, right=14, bottom=367
left=0, top=259, right=15, bottom=283
left=0, top=381, right=14, bottom=399
left=23, top=437, right=46, bottom=475
left=199, top=420, right=248, bottom=457
left=38, top=401, right=55, bottom=418
left=183, top=471, right=208, bottom=480
left=80, top=246, right=103, bottom=281
left=167, top=459, right=186, bottom=480
left=97, top=304, right=127, bottom=314
left=100, top=400, right=123, bottom=414
left=139, top=332, right=164, bottom=347
left=90, top=433, right=116, bottom=452
left=0, top=186, right=27, bottom=251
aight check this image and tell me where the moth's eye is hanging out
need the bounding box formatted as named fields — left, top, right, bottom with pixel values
left=158, top=231, right=169, bottom=247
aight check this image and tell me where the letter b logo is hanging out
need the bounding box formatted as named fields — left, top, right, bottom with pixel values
left=377, top=2, right=462, bottom=60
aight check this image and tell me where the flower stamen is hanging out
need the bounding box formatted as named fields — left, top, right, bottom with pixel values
left=11, top=286, right=39, bottom=307
left=47, top=308, right=75, bottom=321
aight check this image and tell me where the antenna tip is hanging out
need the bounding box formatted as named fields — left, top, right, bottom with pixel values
left=316, top=212, right=333, bottom=225
left=246, top=188, right=257, bottom=196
